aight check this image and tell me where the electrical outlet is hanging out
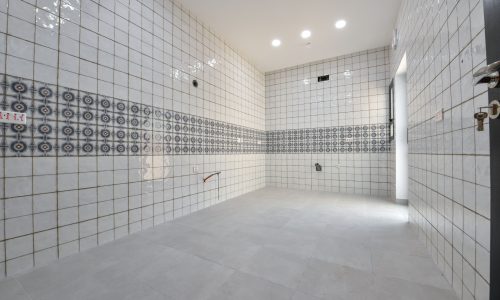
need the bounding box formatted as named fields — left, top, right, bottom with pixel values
left=193, top=166, right=199, bottom=173
left=0, top=110, right=27, bottom=124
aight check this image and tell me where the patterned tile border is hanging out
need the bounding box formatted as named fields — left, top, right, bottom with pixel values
left=0, top=74, right=266, bottom=157
left=266, top=124, right=390, bottom=153
left=0, top=74, right=390, bottom=156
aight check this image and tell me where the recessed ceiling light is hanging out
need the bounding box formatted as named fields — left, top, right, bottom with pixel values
left=301, top=30, right=311, bottom=39
left=271, top=39, right=281, bottom=47
left=335, top=19, right=347, bottom=29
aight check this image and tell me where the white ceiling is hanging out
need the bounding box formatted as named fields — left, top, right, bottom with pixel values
left=180, top=0, right=402, bottom=72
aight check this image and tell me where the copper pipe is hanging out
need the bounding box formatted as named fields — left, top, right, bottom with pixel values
left=203, top=171, right=221, bottom=203
left=203, top=171, right=221, bottom=183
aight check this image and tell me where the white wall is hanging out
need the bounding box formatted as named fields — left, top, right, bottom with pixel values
left=265, top=47, right=391, bottom=196
left=391, top=0, right=490, bottom=298
left=0, top=0, right=265, bottom=277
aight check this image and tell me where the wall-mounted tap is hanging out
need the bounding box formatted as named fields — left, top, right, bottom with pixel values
left=315, top=163, right=322, bottom=172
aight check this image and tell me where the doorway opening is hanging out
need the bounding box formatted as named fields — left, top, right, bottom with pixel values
left=394, top=53, right=408, bottom=204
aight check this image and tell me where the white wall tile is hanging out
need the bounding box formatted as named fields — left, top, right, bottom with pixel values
left=0, top=0, right=265, bottom=277
left=393, top=0, right=489, bottom=297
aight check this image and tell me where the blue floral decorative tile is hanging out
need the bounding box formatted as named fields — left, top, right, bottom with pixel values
left=32, top=118, right=56, bottom=156
left=0, top=74, right=388, bottom=157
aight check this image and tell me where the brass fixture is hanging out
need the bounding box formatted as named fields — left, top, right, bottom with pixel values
left=474, top=102, right=499, bottom=131
left=474, top=112, right=488, bottom=131
left=490, top=100, right=500, bottom=118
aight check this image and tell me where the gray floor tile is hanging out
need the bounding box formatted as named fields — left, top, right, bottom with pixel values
left=0, top=278, right=31, bottom=300
left=297, top=258, right=375, bottom=299
left=135, top=246, right=234, bottom=300
left=0, top=187, right=457, bottom=300
left=371, top=249, right=451, bottom=290
left=291, top=291, right=325, bottom=300
left=16, top=252, right=114, bottom=298
left=348, top=274, right=459, bottom=300
left=238, top=247, right=309, bottom=289
left=23, top=275, right=165, bottom=300
left=312, top=236, right=373, bottom=271
left=207, top=271, right=293, bottom=300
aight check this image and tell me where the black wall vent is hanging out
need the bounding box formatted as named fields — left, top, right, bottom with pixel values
left=317, top=75, right=329, bottom=82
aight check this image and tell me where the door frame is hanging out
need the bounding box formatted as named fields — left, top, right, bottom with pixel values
left=484, top=0, right=500, bottom=298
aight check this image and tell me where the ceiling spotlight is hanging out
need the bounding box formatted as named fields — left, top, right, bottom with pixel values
left=301, top=30, right=311, bottom=39
left=271, top=39, right=281, bottom=47
left=335, top=19, right=347, bottom=29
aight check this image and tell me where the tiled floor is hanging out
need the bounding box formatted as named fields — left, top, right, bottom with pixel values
left=0, top=188, right=457, bottom=300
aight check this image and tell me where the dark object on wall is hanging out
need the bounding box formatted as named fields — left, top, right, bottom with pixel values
left=315, top=163, right=322, bottom=171
left=203, top=171, right=221, bottom=183
left=317, top=75, right=329, bottom=82
left=484, top=0, right=500, bottom=298
left=192, top=79, right=198, bottom=88
left=203, top=171, right=221, bottom=203
left=388, top=79, right=395, bottom=141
